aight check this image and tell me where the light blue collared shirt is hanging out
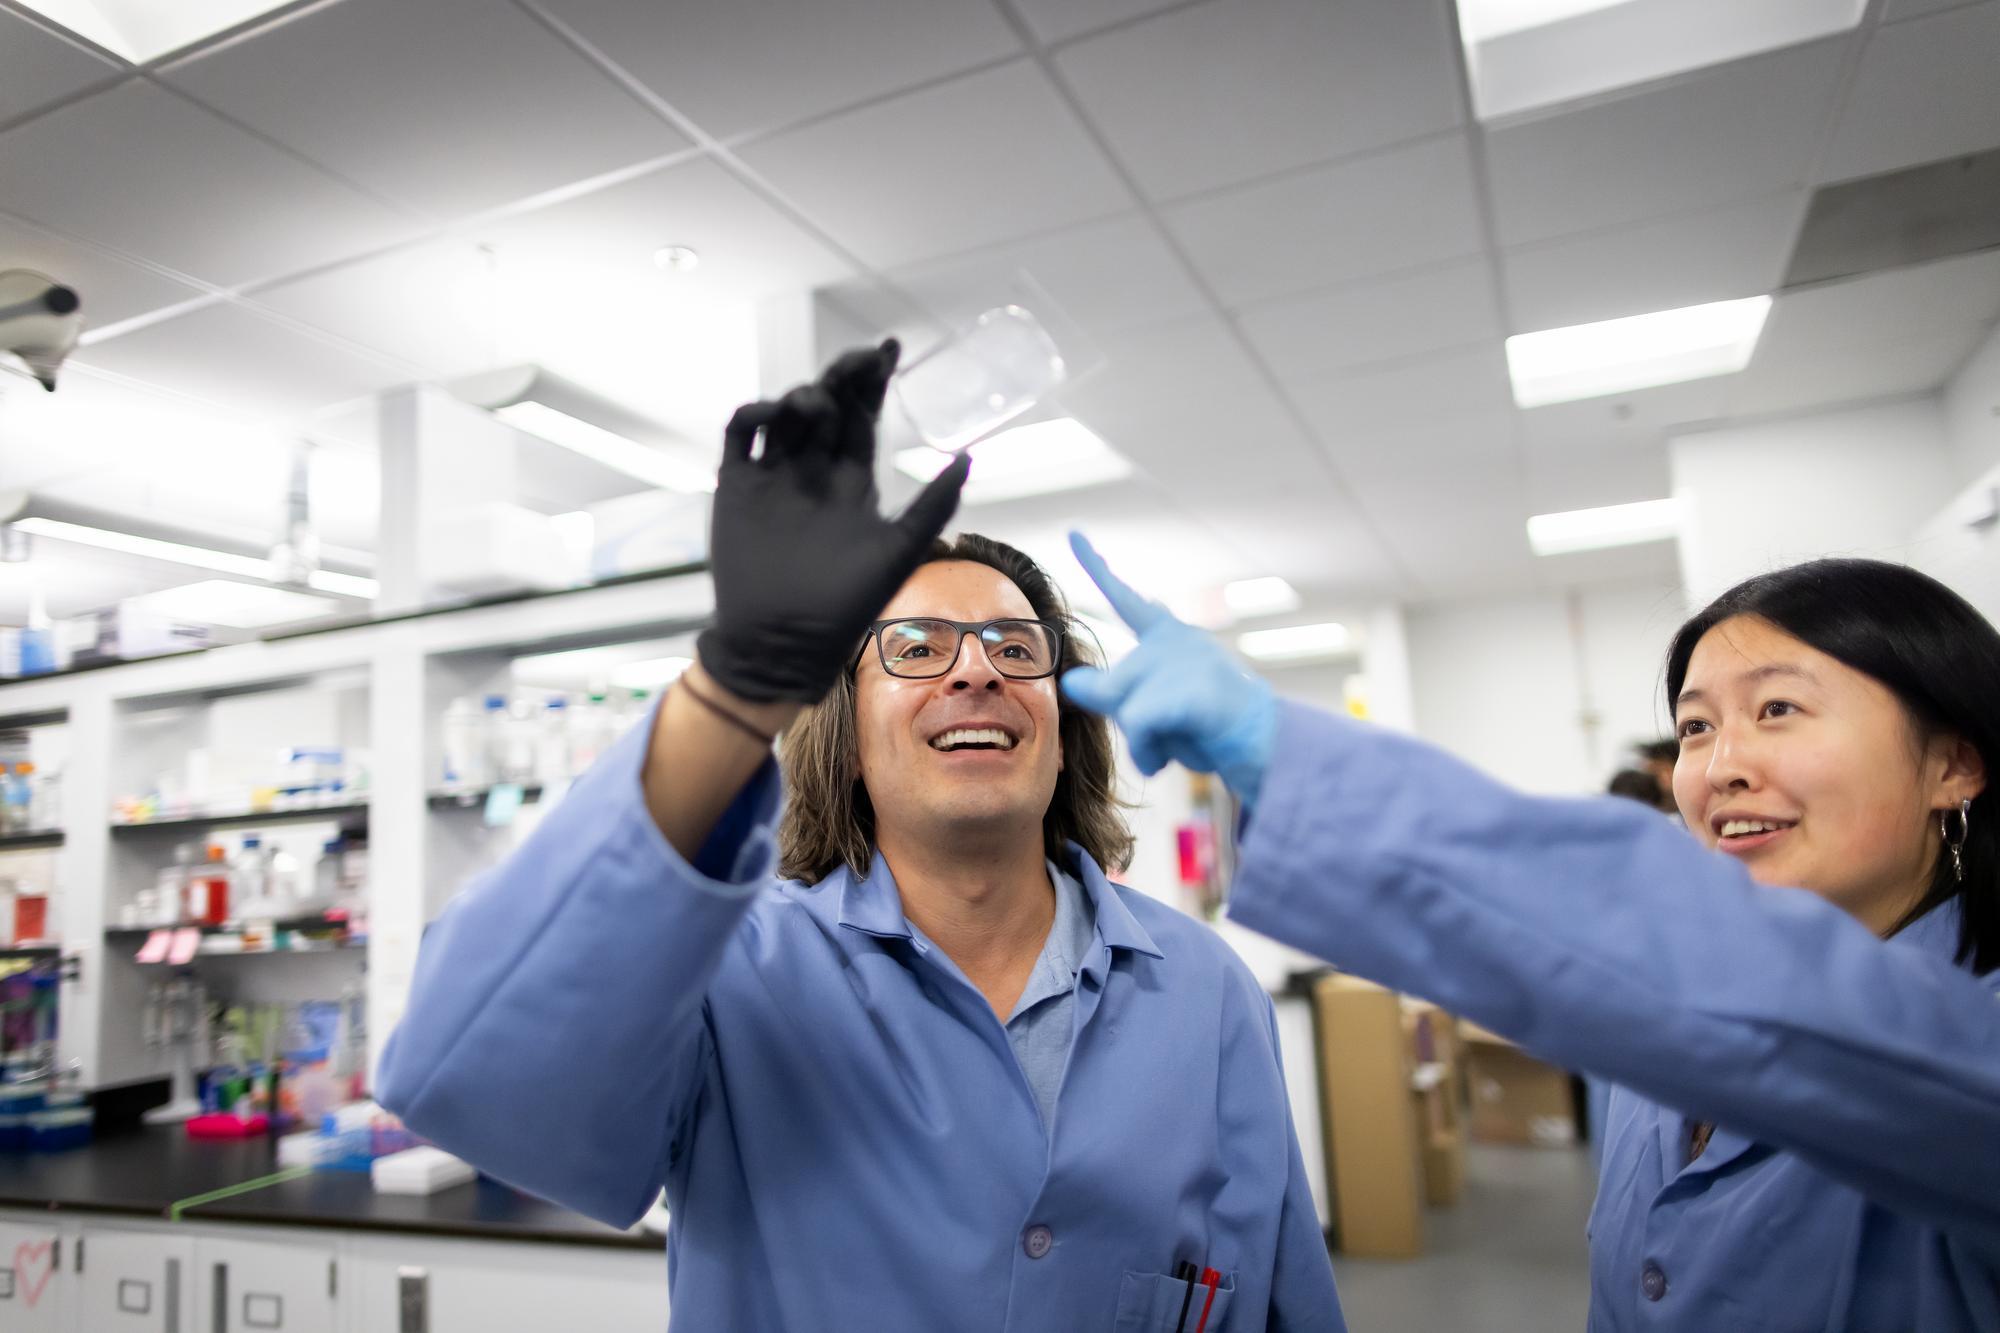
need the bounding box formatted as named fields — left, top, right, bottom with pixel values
left=380, top=708, right=1343, bottom=1333
left=1004, top=861, right=1094, bottom=1132
left=1228, top=701, right=2000, bottom=1332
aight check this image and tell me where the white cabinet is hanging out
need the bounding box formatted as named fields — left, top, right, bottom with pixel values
left=77, top=1225, right=193, bottom=1333
left=0, top=1217, right=67, bottom=1332
left=344, top=1233, right=668, bottom=1333
left=195, top=1235, right=337, bottom=1333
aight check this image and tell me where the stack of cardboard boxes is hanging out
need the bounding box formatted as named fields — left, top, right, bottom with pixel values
left=1310, top=978, right=1578, bottom=1259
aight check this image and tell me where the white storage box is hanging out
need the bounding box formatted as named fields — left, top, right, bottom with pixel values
left=371, top=1145, right=477, bottom=1195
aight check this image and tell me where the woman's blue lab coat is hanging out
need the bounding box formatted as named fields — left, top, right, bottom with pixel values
left=377, top=709, right=1343, bottom=1332
left=1226, top=703, right=2000, bottom=1331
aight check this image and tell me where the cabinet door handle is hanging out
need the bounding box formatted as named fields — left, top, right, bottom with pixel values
left=212, top=1262, right=228, bottom=1333
left=165, top=1257, right=180, bottom=1333
left=397, top=1266, right=428, bottom=1333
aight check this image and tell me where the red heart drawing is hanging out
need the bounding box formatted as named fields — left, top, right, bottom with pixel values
left=15, top=1239, right=54, bottom=1309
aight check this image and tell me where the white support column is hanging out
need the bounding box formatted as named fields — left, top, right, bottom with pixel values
left=55, top=687, right=111, bottom=1085
left=374, top=385, right=524, bottom=616
left=365, top=628, right=427, bottom=1088
left=1360, top=603, right=1416, bottom=734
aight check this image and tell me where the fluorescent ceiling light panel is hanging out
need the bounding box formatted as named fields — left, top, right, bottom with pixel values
left=1221, top=577, right=1303, bottom=619
left=1505, top=296, right=1770, bottom=408
left=13, top=518, right=376, bottom=600
left=129, top=580, right=340, bottom=630
left=13, top=517, right=274, bottom=580
left=16, top=0, right=298, bottom=62
left=1458, top=0, right=1865, bottom=121
left=496, top=402, right=717, bottom=495
left=1455, top=0, right=1632, bottom=43
left=1527, top=498, right=1681, bottom=555
left=893, top=419, right=1132, bottom=505
left=1238, top=622, right=1352, bottom=663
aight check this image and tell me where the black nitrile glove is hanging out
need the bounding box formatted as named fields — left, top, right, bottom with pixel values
left=697, top=339, right=972, bottom=703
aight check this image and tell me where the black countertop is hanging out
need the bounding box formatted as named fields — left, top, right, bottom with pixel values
left=0, top=1126, right=657, bottom=1251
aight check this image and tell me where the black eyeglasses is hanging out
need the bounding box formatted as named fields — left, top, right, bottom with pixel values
left=860, top=618, right=1064, bottom=680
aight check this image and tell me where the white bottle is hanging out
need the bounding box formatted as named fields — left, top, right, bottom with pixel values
left=440, top=697, right=487, bottom=790
left=233, top=836, right=270, bottom=922
left=268, top=843, right=302, bottom=916
left=500, top=696, right=539, bottom=785
left=480, top=694, right=512, bottom=787
left=535, top=695, right=570, bottom=785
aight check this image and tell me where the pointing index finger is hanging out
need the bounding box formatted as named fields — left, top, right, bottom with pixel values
left=1070, top=530, right=1168, bottom=634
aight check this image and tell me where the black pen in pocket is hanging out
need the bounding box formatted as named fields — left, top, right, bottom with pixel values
left=1172, top=1260, right=1198, bottom=1333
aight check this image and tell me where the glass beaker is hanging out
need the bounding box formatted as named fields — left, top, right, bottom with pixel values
left=892, top=305, right=1067, bottom=453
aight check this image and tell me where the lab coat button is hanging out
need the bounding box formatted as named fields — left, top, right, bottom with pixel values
left=1641, top=1262, right=1667, bottom=1301
left=1023, top=1225, right=1053, bottom=1259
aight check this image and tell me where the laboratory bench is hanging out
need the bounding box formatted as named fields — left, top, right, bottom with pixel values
left=0, top=1124, right=671, bottom=1331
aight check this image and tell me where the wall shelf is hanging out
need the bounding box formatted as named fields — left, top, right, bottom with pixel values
left=111, top=803, right=369, bottom=836
left=0, top=829, right=63, bottom=851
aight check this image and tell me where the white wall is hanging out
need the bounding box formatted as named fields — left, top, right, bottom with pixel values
left=1669, top=397, right=1953, bottom=606
left=1944, top=318, right=2000, bottom=486
left=1406, top=581, right=1684, bottom=796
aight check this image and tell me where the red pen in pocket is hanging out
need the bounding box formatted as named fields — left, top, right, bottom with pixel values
left=1192, top=1266, right=1221, bottom=1333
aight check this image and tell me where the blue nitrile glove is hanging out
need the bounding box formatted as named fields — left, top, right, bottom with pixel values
left=1060, top=531, right=1278, bottom=805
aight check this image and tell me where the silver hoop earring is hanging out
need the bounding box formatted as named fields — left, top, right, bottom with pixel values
left=1941, top=798, right=1971, bottom=884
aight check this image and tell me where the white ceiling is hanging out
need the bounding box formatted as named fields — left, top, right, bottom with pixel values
left=0, top=0, right=1996, bottom=625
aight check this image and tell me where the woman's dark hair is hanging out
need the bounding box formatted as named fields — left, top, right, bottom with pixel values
left=1607, top=768, right=1664, bottom=807
left=777, top=532, right=1134, bottom=885
left=1664, top=559, right=2000, bottom=972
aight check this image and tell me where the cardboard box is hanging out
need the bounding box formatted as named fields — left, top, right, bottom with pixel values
left=1314, top=975, right=1425, bottom=1258
left=1459, top=1023, right=1579, bottom=1148
left=1403, top=1001, right=1467, bottom=1207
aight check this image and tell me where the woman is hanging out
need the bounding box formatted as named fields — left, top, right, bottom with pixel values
left=1065, top=537, right=2000, bottom=1331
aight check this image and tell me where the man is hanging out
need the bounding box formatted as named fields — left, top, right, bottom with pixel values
left=378, top=342, right=1344, bottom=1332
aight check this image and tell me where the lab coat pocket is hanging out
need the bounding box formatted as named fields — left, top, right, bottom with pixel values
left=1113, top=1269, right=1237, bottom=1331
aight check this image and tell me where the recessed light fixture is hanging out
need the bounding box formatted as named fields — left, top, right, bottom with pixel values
left=1504, top=296, right=1772, bottom=408
left=1456, top=0, right=1865, bottom=121
left=1238, top=622, right=1352, bottom=663
left=1527, top=497, right=1682, bottom=556
left=12, top=0, right=302, bottom=62
left=653, top=246, right=701, bottom=273
left=1221, top=576, right=1303, bottom=619
left=128, top=580, right=341, bottom=630
left=893, top=418, right=1131, bottom=505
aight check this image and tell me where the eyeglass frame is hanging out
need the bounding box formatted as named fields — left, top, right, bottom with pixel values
left=856, top=617, right=1066, bottom=681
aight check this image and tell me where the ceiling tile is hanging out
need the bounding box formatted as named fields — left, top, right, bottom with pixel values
left=1165, top=135, right=1483, bottom=307
left=1770, top=250, right=2000, bottom=350
left=536, top=0, right=1020, bottom=141
left=248, top=238, right=505, bottom=380
left=0, top=211, right=206, bottom=330
left=1484, top=40, right=1845, bottom=247
left=1059, top=314, right=1266, bottom=425
left=856, top=213, right=1208, bottom=345
left=1312, top=407, right=1520, bottom=487
left=1522, top=440, right=1672, bottom=515
left=1238, top=258, right=1501, bottom=384
left=1821, top=2, right=2000, bottom=182
left=1055, top=0, right=1461, bottom=200
left=1501, top=190, right=1808, bottom=333
left=1011, top=0, right=1197, bottom=46
left=1728, top=327, right=1987, bottom=417
left=0, top=9, right=123, bottom=125
left=736, top=62, right=1129, bottom=270
left=473, top=157, right=856, bottom=300
left=1518, top=378, right=1733, bottom=453
left=1724, top=252, right=2000, bottom=415
left=164, top=0, right=688, bottom=220
left=74, top=303, right=417, bottom=422
left=0, top=82, right=420, bottom=288
left=1289, top=345, right=1518, bottom=441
